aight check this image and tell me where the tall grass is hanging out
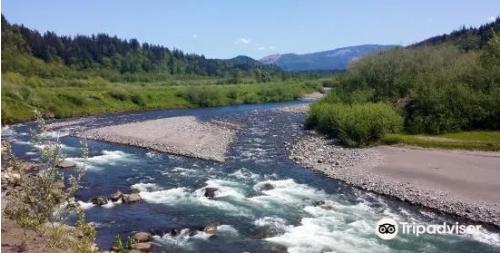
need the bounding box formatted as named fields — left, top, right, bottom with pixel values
left=1, top=74, right=319, bottom=124
left=309, top=102, right=403, bottom=147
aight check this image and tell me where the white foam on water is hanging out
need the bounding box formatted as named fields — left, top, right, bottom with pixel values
left=420, top=210, right=436, bottom=218
left=170, top=167, right=199, bottom=176
left=145, top=151, right=162, bottom=159
left=11, top=139, right=32, bottom=146
left=102, top=199, right=122, bottom=209
left=41, top=130, right=70, bottom=138
left=254, top=216, right=290, bottom=235
left=264, top=205, right=391, bottom=253
left=217, top=225, right=239, bottom=236
left=199, top=179, right=248, bottom=199
left=139, top=187, right=192, bottom=205
left=461, top=226, right=500, bottom=247
left=78, top=201, right=95, bottom=210
left=131, top=183, right=162, bottom=192
left=229, top=168, right=262, bottom=181
left=1, top=126, right=16, bottom=136
left=138, top=181, right=252, bottom=217
left=67, top=150, right=134, bottom=170
left=153, top=228, right=193, bottom=248
left=88, top=150, right=133, bottom=164
left=250, top=179, right=329, bottom=207
left=191, top=231, right=213, bottom=240
left=153, top=225, right=235, bottom=249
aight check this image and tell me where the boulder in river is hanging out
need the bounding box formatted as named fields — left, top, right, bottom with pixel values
left=312, top=200, right=325, bottom=207
left=204, top=187, right=218, bottom=199
left=260, top=183, right=274, bottom=191
left=201, top=223, right=218, bottom=234
left=123, top=193, right=141, bottom=203
left=170, top=228, right=182, bottom=236
left=312, top=200, right=334, bottom=210
left=91, top=196, right=108, bottom=206
left=132, top=242, right=151, bottom=252
left=110, top=190, right=123, bottom=202
left=133, top=232, right=151, bottom=242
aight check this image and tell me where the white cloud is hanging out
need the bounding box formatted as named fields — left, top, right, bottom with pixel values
left=192, top=34, right=198, bottom=39
left=238, top=37, right=251, bottom=44
left=487, top=16, right=496, bottom=22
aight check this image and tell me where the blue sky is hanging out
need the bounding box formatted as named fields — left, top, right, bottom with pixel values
left=2, top=0, right=499, bottom=59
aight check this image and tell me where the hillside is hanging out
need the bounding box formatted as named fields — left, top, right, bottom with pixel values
left=1, top=15, right=279, bottom=81
left=260, top=44, right=397, bottom=71
left=308, top=18, right=500, bottom=147
left=0, top=15, right=321, bottom=124
left=412, top=17, right=500, bottom=50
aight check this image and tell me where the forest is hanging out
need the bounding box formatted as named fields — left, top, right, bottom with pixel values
left=1, top=15, right=281, bottom=80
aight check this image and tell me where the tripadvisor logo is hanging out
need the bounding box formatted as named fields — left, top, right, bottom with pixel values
left=375, top=217, right=482, bottom=240
left=376, top=217, right=398, bottom=240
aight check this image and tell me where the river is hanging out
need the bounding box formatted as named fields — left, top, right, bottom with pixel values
left=4, top=101, right=500, bottom=253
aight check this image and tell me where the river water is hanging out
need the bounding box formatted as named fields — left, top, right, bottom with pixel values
left=4, top=101, right=500, bottom=253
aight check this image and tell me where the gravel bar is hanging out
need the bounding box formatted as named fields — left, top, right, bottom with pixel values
left=289, top=132, right=500, bottom=227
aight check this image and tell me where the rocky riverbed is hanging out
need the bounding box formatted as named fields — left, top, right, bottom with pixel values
left=4, top=101, right=500, bottom=252
left=289, top=133, right=500, bottom=227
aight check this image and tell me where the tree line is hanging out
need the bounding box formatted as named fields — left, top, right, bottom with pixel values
left=1, top=15, right=280, bottom=79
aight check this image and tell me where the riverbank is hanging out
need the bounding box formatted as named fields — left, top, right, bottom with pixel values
left=2, top=74, right=319, bottom=124
left=289, top=132, right=500, bottom=227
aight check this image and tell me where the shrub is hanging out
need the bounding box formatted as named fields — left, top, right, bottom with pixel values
left=180, top=86, right=225, bottom=107
left=107, top=89, right=128, bottom=101
left=130, top=94, right=146, bottom=106
left=3, top=112, right=97, bottom=252
left=309, top=102, right=403, bottom=146
left=59, top=93, right=86, bottom=106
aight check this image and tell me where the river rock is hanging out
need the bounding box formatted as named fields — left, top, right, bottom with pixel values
left=312, top=200, right=325, bottom=206
left=201, top=223, right=218, bottom=234
left=260, top=183, right=274, bottom=191
left=130, top=188, right=141, bottom=194
left=169, top=228, right=182, bottom=236
left=204, top=187, right=218, bottom=199
left=57, top=160, right=76, bottom=168
left=91, top=196, right=108, bottom=206
left=133, top=232, right=151, bottom=242
left=123, top=193, right=141, bottom=203
left=132, top=242, right=151, bottom=252
left=110, top=190, right=123, bottom=202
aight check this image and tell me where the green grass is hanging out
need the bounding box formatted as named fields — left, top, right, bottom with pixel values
left=382, top=131, right=500, bottom=151
left=1, top=73, right=320, bottom=124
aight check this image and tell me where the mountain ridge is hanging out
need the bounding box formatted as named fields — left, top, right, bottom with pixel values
left=260, top=44, right=399, bottom=71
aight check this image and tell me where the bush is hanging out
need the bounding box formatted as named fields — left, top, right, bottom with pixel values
left=108, top=89, right=128, bottom=101
left=180, top=86, right=225, bottom=107
left=309, top=102, right=403, bottom=146
left=130, top=94, right=146, bottom=106
left=59, top=93, right=86, bottom=106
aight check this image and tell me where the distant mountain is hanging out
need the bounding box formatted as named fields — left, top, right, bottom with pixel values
left=224, top=55, right=279, bottom=71
left=260, top=44, right=398, bottom=71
